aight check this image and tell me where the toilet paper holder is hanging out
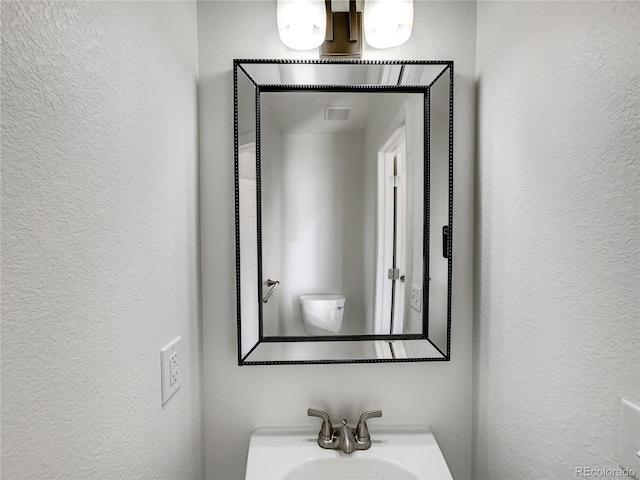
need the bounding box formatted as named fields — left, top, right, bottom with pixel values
left=263, top=279, right=280, bottom=304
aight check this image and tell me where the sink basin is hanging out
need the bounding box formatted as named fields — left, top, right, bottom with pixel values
left=283, top=458, right=418, bottom=479
left=245, top=426, right=453, bottom=480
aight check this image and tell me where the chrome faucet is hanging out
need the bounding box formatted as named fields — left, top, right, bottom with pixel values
left=308, top=408, right=382, bottom=454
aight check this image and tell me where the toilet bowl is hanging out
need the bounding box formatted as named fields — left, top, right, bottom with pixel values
left=299, top=294, right=345, bottom=335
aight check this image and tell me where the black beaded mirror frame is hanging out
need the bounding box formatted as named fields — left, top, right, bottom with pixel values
left=234, top=59, right=453, bottom=365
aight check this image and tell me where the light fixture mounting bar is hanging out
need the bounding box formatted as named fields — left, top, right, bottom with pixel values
left=348, top=0, right=357, bottom=42
left=320, top=0, right=362, bottom=58
left=325, top=0, right=333, bottom=41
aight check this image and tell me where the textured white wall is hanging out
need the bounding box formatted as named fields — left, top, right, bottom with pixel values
left=197, top=1, right=476, bottom=479
left=474, top=2, right=640, bottom=478
left=1, top=2, right=204, bottom=479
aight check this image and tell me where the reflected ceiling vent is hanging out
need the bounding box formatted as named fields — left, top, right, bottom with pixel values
left=324, top=105, right=351, bottom=121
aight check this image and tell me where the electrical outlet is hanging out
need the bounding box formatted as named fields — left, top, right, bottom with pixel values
left=170, top=352, right=178, bottom=370
left=410, top=285, right=422, bottom=312
left=161, top=336, right=181, bottom=405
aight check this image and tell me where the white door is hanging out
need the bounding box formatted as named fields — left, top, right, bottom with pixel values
left=374, top=127, right=407, bottom=334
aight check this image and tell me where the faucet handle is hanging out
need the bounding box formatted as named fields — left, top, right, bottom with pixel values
left=307, top=408, right=333, bottom=441
left=355, top=409, right=382, bottom=442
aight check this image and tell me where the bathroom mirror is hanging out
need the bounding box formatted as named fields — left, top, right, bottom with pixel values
left=235, top=60, right=453, bottom=365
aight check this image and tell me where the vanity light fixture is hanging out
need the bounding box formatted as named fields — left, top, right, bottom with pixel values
left=277, top=0, right=414, bottom=56
left=277, top=0, right=327, bottom=51
left=364, top=0, right=413, bottom=49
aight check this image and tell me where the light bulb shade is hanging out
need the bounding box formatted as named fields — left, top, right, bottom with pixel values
left=277, top=0, right=327, bottom=50
left=364, top=0, right=413, bottom=49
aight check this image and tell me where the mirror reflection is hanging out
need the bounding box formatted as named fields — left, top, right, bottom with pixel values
left=260, top=91, right=424, bottom=338
left=235, top=61, right=453, bottom=364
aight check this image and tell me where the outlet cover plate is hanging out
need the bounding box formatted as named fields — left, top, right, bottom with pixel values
left=619, top=398, right=640, bottom=477
left=161, top=336, right=181, bottom=405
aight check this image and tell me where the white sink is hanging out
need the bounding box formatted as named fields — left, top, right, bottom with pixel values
left=245, top=426, right=453, bottom=480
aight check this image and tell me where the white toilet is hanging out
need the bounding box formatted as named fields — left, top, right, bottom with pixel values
left=299, top=294, right=345, bottom=335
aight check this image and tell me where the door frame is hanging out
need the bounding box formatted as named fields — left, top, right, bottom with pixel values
left=373, top=101, right=411, bottom=335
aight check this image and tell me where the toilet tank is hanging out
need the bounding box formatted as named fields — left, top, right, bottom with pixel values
left=299, top=294, right=345, bottom=335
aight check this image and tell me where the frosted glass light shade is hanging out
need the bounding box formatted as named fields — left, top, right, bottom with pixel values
left=364, top=0, right=414, bottom=49
left=277, top=0, right=327, bottom=51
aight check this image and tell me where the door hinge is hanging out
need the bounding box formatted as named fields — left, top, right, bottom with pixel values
left=388, top=267, right=400, bottom=280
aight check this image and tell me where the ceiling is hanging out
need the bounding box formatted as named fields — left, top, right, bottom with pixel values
left=261, top=91, right=416, bottom=135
